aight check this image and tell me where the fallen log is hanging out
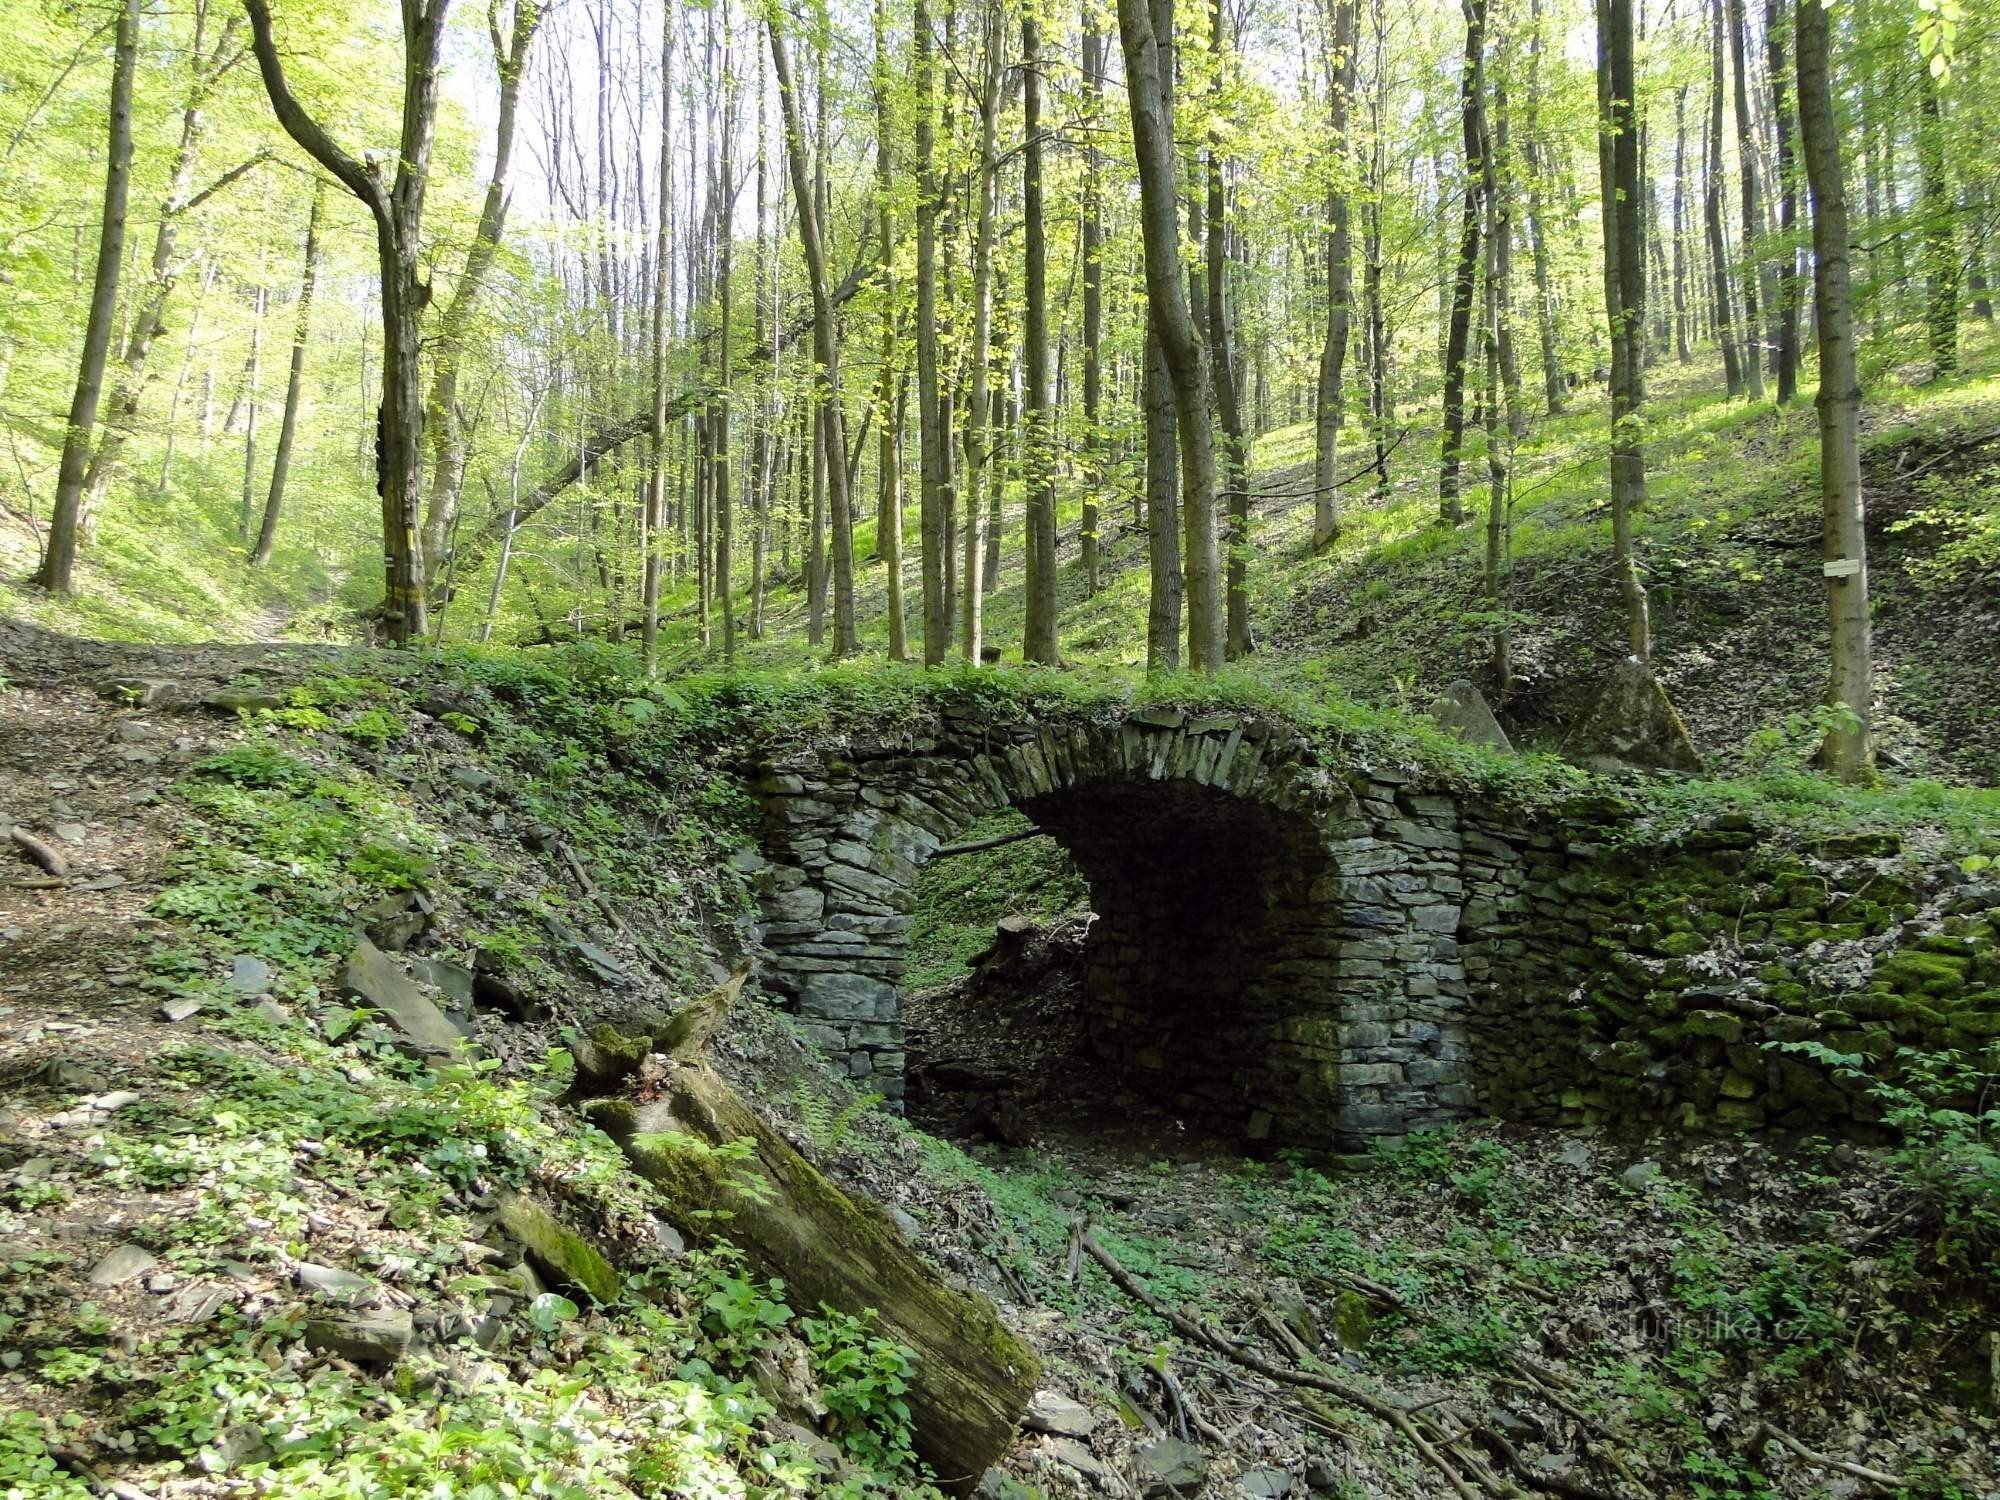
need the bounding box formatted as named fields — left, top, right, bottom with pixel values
left=583, top=977, right=1039, bottom=1490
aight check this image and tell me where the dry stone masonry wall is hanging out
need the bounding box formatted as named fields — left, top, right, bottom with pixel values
left=741, top=704, right=2000, bottom=1146
left=745, top=707, right=1485, bottom=1149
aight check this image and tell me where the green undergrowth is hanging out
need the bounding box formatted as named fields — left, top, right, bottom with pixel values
left=0, top=443, right=356, bottom=644
left=2, top=1032, right=939, bottom=1496
left=395, top=639, right=2000, bottom=860
left=0, top=666, right=961, bottom=1497
left=1253, top=1122, right=1995, bottom=1494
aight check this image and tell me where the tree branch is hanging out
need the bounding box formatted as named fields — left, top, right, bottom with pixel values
left=241, top=0, right=384, bottom=218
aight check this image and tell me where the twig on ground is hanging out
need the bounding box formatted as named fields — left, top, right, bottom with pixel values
left=1470, top=1424, right=1623, bottom=1500
left=1078, top=1226, right=1486, bottom=1500
left=9, top=827, right=67, bottom=880
left=1755, top=1423, right=1905, bottom=1490
left=554, top=838, right=677, bottom=983
left=1157, top=1363, right=1228, bottom=1444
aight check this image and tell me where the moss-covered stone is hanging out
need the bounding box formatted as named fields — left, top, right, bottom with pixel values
left=496, top=1193, right=624, bottom=1306
left=1681, top=1010, right=1745, bottom=1042
left=1872, top=951, right=1970, bottom=999
left=1333, top=1290, right=1373, bottom=1350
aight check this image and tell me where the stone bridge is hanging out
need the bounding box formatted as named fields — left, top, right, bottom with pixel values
left=742, top=703, right=1612, bottom=1150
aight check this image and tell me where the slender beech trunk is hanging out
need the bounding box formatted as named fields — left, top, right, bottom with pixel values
left=958, top=7, right=1003, bottom=661
left=1312, top=0, right=1359, bottom=546
left=157, top=260, right=219, bottom=494
left=1727, top=0, right=1767, bottom=397
left=1795, top=0, right=1871, bottom=779
left=644, top=0, right=674, bottom=671
left=1672, top=85, right=1694, bottom=363
left=1143, top=335, right=1183, bottom=671
left=482, top=389, right=546, bottom=644
left=1490, top=30, right=1524, bottom=436
left=1482, top=110, right=1512, bottom=691
left=1365, top=0, right=1391, bottom=500
left=35, top=0, right=138, bottom=595
left=251, top=179, right=325, bottom=566
left=1120, top=0, right=1223, bottom=669
left=1764, top=0, right=1799, bottom=401
left=769, top=15, right=857, bottom=655
left=749, top=44, right=772, bottom=641
left=246, top=0, right=448, bottom=644
left=1705, top=0, right=1744, bottom=396
left=420, top=0, right=542, bottom=590
left=876, top=0, right=907, bottom=661
left=1439, top=0, right=1486, bottom=527
left=1917, top=71, right=1958, bottom=379
left=914, top=0, right=950, bottom=663
left=80, top=6, right=259, bottom=540
left=239, top=286, right=267, bottom=543
left=1080, top=12, right=1105, bottom=597
left=1209, top=0, right=1251, bottom=656
left=1598, top=0, right=1650, bottom=659
left=1021, top=9, right=1058, bottom=664
left=714, top=13, right=736, bottom=665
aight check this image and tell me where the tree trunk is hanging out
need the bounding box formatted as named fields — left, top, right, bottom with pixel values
left=645, top=0, right=675, bottom=671
left=958, top=7, right=1003, bottom=662
left=875, top=0, right=907, bottom=662
left=1143, top=334, right=1183, bottom=672
left=915, top=0, right=950, bottom=664
left=34, top=0, right=139, bottom=596
left=251, top=178, right=325, bottom=567
left=1439, top=0, right=1486, bottom=527
left=1727, top=0, right=1767, bottom=398
left=1705, top=0, right=1744, bottom=397
left=245, top=0, right=447, bottom=644
left=1672, top=85, right=1694, bottom=363
left=1365, top=0, right=1391, bottom=501
left=240, top=285, right=267, bottom=544
left=1795, top=0, right=1872, bottom=781
left=714, top=13, right=737, bottom=666
left=1080, top=12, right=1106, bottom=596
left=1021, top=9, right=1059, bottom=665
left=79, top=6, right=257, bottom=542
left=1206, top=0, right=1251, bottom=657
left=421, top=0, right=542, bottom=590
left=1312, top=0, right=1359, bottom=546
left=1482, top=106, right=1512, bottom=692
left=769, top=18, right=857, bottom=656
left=1917, top=70, right=1958, bottom=379
left=1119, top=0, right=1224, bottom=670
left=1598, top=0, right=1650, bottom=660
left=1490, top=29, right=1524, bottom=437
left=1764, top=0, right=1799, bottom=401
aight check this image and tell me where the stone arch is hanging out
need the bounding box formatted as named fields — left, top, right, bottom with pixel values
left=747, top=708, right=1480, bottom=1147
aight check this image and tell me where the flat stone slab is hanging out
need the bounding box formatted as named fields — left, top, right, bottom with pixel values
left=1023, top=1389, right=1095, bottom=1438
left=89, top=1244, right=160, bottom=1286
left=304, top=1309, right=413, bottom=1365
left=339, top=938, right=471, bottom=1064
left=1426, top=679, right=1513, bottom=751
left=1564, top=655, right=1703, bottom=774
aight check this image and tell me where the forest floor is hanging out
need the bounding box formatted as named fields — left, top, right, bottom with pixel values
left=0, top=628, right=1994, bottom=1498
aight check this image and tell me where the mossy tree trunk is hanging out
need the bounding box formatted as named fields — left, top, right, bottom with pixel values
left=588, top=1045, right=1039, bottom=1488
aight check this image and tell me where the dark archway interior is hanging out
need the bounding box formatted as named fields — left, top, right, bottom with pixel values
left=909, top=778, right=1337, bottom=1143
